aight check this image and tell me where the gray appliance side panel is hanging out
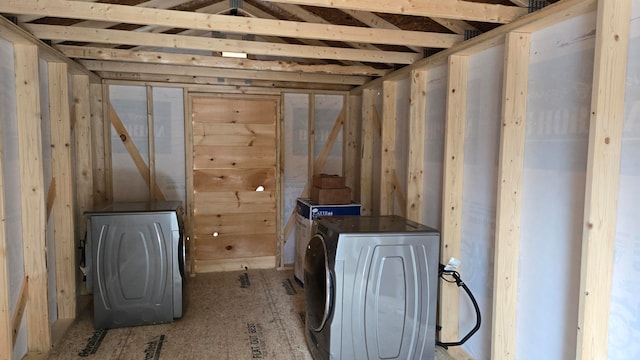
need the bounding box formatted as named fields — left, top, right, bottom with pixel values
left=337, top=233, right=439, bottom=360
left=86, top=219, right=93, bottom=294
left=91, top=213, right=175, bottom=329
left=172, top=226, right=183, bottom=318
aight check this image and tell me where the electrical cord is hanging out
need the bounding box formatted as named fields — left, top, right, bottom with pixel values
left=436, top=264, right=482, bottom=349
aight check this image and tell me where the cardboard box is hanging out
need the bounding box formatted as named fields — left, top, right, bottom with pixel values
left=312, top=174, right=345, bottom=189
left=311, top=186, right=352, bottom=204
left=294, top=198, right=361, bottom=283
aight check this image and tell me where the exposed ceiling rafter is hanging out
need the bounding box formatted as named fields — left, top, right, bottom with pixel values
left=0, top=0, right=463, bottom=49
left=257, top=0, right=529, bottom=23
left=56, top=45, right=389, bottom=76
left=24, top=24, right=421, bottom=64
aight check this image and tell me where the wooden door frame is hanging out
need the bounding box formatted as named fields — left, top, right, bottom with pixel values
left=185, top=92, right=283, bottom=274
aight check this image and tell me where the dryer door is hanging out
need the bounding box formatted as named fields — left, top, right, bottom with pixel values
left=304, top=233, right=333, bottom=332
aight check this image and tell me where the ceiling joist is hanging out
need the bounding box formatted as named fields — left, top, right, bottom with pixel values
left=0, top=0, right=547, bottom=91
left=79, top=59, right=371, bottom=85
left=24, top=24, right=421, bottom=64
left=0, top=0, right=462, bottom=49
left=56, top=45, right=389, bottom=76
left=101, top=72, right=355, bottom=92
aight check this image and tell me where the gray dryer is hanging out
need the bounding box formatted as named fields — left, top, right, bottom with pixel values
left=304, top=215, right=440, bottom=360
left=85, top=201, right=185, bottom=329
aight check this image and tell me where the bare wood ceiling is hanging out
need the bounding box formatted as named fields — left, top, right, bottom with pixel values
left=0, top=0, right=557, bottom=90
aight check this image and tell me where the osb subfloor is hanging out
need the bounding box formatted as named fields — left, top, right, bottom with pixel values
left=47, top=268, right=454, bottom=360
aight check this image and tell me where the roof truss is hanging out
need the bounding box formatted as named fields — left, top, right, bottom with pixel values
left=0, top=0, right=538, bottom=89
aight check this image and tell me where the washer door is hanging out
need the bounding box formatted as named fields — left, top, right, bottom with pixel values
left=304, top=233, right=333, bottom=332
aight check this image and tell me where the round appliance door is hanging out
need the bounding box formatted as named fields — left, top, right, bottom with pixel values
left=304, top=233, right=333, bottom=332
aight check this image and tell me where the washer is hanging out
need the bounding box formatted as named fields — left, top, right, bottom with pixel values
left=304, top=215, right=440, bottom=360
left=85, top=201, right=185, bottom=329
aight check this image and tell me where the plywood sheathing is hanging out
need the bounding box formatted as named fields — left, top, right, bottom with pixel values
left=46, top=269, right=457, bottom=360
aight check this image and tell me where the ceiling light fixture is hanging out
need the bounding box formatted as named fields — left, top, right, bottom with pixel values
left=222, top=51, right=247, bottom=58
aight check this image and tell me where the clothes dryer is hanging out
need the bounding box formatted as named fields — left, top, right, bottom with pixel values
left=85, top=201, right=185, bottom=329
left=304, top=215, right=440, bottom=360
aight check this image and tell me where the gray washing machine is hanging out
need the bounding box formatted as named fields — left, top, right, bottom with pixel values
left=304, top=215, right=440, bottom=360
left=85, top=201, right=185, bottom=329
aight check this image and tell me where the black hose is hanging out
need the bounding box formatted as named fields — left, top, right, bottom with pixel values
left=436, top=266, right=482, bottom=349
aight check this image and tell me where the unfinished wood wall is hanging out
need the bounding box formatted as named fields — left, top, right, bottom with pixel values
left=2, top=1, right=637, bottom=360
left=348, top=0, right=633, bottom=359
left=0, top=17, right=103, bottom=359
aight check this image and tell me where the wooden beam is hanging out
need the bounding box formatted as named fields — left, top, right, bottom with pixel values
left=109, top=104, right=167, bottom=200
left=352, top=0, right=597, bottom=92
left=430, top=17, right=480, bottom=35
left=110, top=1, right=233, bottom=51
left=184, top=90, right=195, bottom=276
left=407, top=70, right=427, bottom=222
left=2, top=0, right=463, bottom=49
left=16, top=0, right=190, bottom=23
left=341, top=10, right=423, bottom=52
left=307, top=94, right=315, bottom=183
left=492, top=31, right=530, bottom=360
left=344, top=8, right=476, bottom=41
left=48, top=62, right=77, bottom=321
left=14, top=43, right=51, bottom=352
left=72, top=74, right=94, bottom=255
left=24, top=24, right=419, bottom=65
left=0, top=89, right=11, bottom=358
left=313, top=107, right=346, bottom=175
left=101, top=85, right=114, bottom=203
left=126, top=2, right=346, bottom=66
left=439, top=54, right=468, bottom=344
left=99, top=72, right=355, bottom=92
left=344, top=95, right=359, bottom=193
left=259, top=0, right=528, bottom=23
left=79, top=60, right=371, bottom=85
left=45, top=178, right=56, bottom=222
left=147, top=85, right=157, bottom=202
left=271, top=3, right=386, bottom=53
left=380, top=80, right=397, bottom=216
left=237, top=2, right=358, bottom=67
left=0, top=17, right=98, bottom=81
left=56, top=45, right=390, bottom=77
left=49, top=0, right=190, bottom=33
left=360, top=89, right=376, bottom=215
left=277, top=94, right=284, bottom=269
left=576, top=0, right=630, bottom=359
left=392, top=170, right=407, bottom=217
left=90, top=82, right=107, bottom=206
left=11, top=278, right=28, bottom=347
